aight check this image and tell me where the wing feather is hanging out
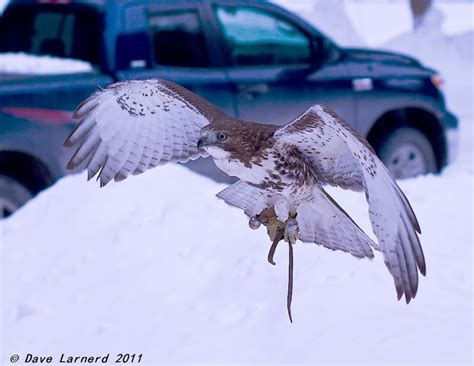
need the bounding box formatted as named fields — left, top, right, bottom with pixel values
left=132, top=119, right=154, bottom=175
left=66, top=126, right=101, bottom=170
left=64, top=105, right=98, bottom=148
left=65, top=79, right=225, bottom=184
left=87, top=143, right=109, bottom=180
left=150, top=121, right=165, bottom=168
left=297, top=186, right=378, bottom=259
left=275, top=104, right=425, bottom=302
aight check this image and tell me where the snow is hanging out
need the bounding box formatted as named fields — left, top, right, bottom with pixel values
left=0, top=0, right=7, bottom=15
left=0, top=53, right=93, bottom=75
left=2, top=164, right=472, bottom=364
left=1, top=1, right=473, bottom=365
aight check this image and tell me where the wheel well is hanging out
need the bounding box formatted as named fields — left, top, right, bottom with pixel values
left=0, top=151, right=53, bottom=194
left=366, top=108, right=446, bottom=171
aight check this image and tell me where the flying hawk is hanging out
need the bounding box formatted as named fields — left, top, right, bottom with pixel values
left=64, top=79, right=425, bottom=321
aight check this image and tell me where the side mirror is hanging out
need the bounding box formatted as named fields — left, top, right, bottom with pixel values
left=311, top=36, right=339, bottom=64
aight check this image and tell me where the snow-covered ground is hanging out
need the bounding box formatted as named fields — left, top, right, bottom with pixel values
left=1, top=163, right=472, bottom=364
left=1, top=1, right=473, bottom=365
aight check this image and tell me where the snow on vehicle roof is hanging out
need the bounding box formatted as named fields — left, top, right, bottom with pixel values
left=0, top=53, right=93, bottom=75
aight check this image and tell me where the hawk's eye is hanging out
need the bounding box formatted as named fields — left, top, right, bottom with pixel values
left=217, top=132, right=228, bottom=142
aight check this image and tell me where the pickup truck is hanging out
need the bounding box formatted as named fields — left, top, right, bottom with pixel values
left=0, top=0, right=459, bottom=217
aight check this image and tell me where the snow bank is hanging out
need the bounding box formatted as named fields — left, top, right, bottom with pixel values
left=1, top=163, right=472, bottom=364
left=0, top=53, right=93, bottom=75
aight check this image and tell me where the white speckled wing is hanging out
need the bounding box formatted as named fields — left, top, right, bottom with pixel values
left=275, top=104, right=425, bottom=303
left=64, top=79, right=225, bottom=186
left=297, top=186, right=377, bottom=259
left=275, top=105, right=367, bottom=191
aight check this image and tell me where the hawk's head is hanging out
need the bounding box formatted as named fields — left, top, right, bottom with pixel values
left=197, top=120, right=278, bottom=161
left=197, top=121, right=251, bottom=161
left=197, top=125, right=233, bottom=156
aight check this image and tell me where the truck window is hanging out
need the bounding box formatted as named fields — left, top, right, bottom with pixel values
left=149, top=10, right=210, bottom=68
left=0, top=5, right=100, bottom=65
left=215, top=6, right=312, bottom=66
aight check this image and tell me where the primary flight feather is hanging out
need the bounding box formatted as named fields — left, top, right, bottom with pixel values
left=65, top=78, right=425, bottom=311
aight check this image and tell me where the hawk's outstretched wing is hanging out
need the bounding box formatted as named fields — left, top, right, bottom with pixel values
left=64, top=79, right=226, bottom=186
left=275, top=105, right=425, bottom=303
left=217, top=181, right=378, bottom=259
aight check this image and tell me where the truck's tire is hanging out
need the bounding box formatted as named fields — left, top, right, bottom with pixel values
left=0, top=174, right=33, bottom=218
left=377, top=127, right=437, bottom=179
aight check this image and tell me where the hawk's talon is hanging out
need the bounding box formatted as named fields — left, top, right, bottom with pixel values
left=265, top=217, right=285, bottom=242
left=284, top=218, right=299, bottom=245
left=249, top=215, right=261, bottom=230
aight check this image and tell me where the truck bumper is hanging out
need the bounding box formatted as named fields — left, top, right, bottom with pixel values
left=443, top=112, right=459, bottom=164
left=446, top=127, right=459, bottom=164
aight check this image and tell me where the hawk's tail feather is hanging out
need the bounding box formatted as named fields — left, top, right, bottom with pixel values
left=216, top=180, right=268, bottom=218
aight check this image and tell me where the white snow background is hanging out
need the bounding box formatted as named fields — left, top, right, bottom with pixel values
left=1, top=0, right=473, bottom=365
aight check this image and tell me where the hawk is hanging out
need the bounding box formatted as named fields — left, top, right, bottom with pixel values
left=64, top=79, right=425, bottom=321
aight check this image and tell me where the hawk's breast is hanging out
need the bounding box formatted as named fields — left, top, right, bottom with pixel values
left=208, top=146, right=275, bottom=185
left=208, top=145, right=314, bottom=200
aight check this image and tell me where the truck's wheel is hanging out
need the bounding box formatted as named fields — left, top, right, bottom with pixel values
left=377, top=127, right=437, bottom=179
left=0, top=174, right=33, bottom=218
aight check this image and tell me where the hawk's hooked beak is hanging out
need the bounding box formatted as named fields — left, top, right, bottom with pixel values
left=197, top=130, right=211, bottom=150
left=197, top=137, right=205, bottom=149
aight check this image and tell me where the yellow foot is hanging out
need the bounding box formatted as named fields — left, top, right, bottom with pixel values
left=284, top=218, right=299, bottom=245
left=266, top=217, right=286, bottom=242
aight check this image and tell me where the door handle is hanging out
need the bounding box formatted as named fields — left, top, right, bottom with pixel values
left=352, top=78, right=373, bottom=91
left=237, top=83, right=269, bottom=100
